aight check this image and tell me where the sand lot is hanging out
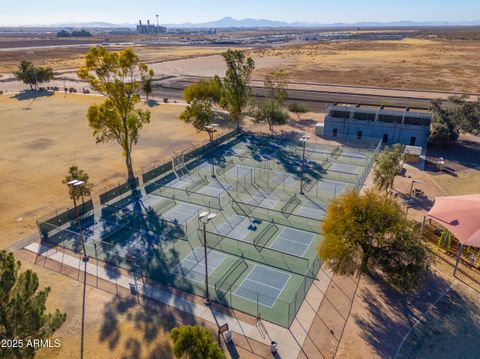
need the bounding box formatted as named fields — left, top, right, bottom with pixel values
left=4, top=38, right=480, bottom=94
left=0, top=45, right=229, bottom=73
left=250, top=39, right=480, bottom=92
left=0, top=93, right=222, bottom=250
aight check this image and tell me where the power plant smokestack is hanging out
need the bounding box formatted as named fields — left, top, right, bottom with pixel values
left=139, top=20, right=142, bottom=26
left=147, top=20, right=150, bottom=26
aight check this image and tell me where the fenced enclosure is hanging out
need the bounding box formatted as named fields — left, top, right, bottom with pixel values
left=35, top=130, right=379, bottom=327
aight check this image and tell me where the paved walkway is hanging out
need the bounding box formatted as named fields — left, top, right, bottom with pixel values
left=25, top=242, right=333, bottom=359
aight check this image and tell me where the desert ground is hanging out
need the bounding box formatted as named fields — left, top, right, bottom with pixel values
left=3, top=37, right=480, bottom=95
left=0, top=93, right=224, bottom=250
left=0, top=43, right=229, bottom=73
left=250, top=38, right=480, bottom=92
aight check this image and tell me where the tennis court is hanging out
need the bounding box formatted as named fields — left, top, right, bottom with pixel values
left=224, top=164, right=254, bottom=178
left=161, top=202, right=201, bottom=224
left=169, top=176, right=194, bottom=189
left=269, top=228, right=315, bottom=257
left=197, top=182, right=230, bottom=197
left=173, top=247, right=227, bottom=283
left=38, top=131, right=381, bottom=328
left=329, top=162, right=362, bottom=175
left=247, top=191, right=280, bottom=209
left=295, top=199, right=327, bottom=220
left=235, top=265, right=291, bottom=308
left=216, top=214, right=254, bottom=241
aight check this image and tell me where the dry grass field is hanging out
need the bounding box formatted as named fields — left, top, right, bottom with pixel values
left=250, top=38, right=480, bottom=92
left=0, top=44, right=228, bottom=73
left=0, top=93, right=231, bottom=251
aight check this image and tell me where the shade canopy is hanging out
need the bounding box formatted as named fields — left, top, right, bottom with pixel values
left=426, top=194, right=480, bottom=248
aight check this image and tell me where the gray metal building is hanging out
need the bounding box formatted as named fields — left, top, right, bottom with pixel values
left=137, top=20, right=166, bottom=35
left=321, top=103, right=432, bottom=147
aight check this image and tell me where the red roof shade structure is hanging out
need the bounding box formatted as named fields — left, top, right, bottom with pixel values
left=426, top=194, right=480, bottom=248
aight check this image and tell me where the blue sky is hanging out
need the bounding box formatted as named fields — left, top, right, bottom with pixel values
left=1, top=0, right=479, bottom=26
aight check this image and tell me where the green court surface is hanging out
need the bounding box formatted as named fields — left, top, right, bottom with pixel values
left=37, top=132, right=380, bottom=327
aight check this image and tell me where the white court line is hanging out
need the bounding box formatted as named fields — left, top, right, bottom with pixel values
left=273, top=235, right=310, bottom=247
left=244, top=277, right=283, bottom=292
left=270, top=238, right=310, bottom=258
left=233, top=264, right=292, bottom=308
left=172, top=249, right=227, bottom=284
left=278, top=227, right=316, bottom=245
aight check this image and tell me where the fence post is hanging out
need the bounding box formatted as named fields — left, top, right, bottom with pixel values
left=303, top=275, right=307, bottom=297
left=256, top=292, right=259, bottom=318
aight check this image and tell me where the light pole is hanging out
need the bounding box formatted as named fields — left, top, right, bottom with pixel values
left=68, top=180, right=89, bottom=262
left=156, top=14, right=160, bottom=37
left=205, top=124, right=218, bottom=178
left=405, top=179, right=422, bottom=218
left=299, top=135, right=310, bottom=195
left=199, top=211, right=217, bottom=306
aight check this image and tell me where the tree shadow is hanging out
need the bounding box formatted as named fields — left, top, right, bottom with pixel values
left=397, top=287, right=480, bottom=358
left=12, top=89, right=55, bottom=101
left=99, top=297, right=177, bottom=358
left=353, top=270, right=455, bottom=358
left=426, top=137, right=480, bottom=173
left=288, top=118, right=318, bottom=131
left=394, top=189, right=435, bottom=212
left=214, top=131, right=329, bottom=183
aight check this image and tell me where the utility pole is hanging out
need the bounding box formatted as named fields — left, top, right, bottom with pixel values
left=205, top=124, right=218, bottom=178
left=68, top=180, right=89, bottom=262
left=199, top=211, right=217, bottom=306
left=299, top=135, right=310, bottom=194
left=405, top=179, right=422, bottom=218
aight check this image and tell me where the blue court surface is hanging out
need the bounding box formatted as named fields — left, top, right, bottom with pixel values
left=162, top=202, right=201, bottom=224
left=224, top=164, right=254, bottom=178
left=169, top=176, right=194, bottom=189
left=314, top=179, right=349, bottom=194
left=330, top=162, right=360, bottom=174
left=269, top=227, right=315, bottom=257
left=247, top=191, right=280, bottom=209
left=295, top=200, right=326, bottom=220
left=197, top=182, right=230, bottom=197
left=172, top=247, right=226, bottom=283
left=217, top=214, right=253, bottom=241
left=235, top=265, right=291, bottom=307
left=341, top=149, right=369, bottom=159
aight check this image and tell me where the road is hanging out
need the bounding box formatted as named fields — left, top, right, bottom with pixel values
left=152, top=76, right=459, bottom=111
left=3, top=71, right=478, bottom=111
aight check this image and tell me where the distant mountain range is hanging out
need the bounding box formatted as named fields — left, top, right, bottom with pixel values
left=45, top=17, right=480, bottom=29
left=162, top=17, right=480, bottom=28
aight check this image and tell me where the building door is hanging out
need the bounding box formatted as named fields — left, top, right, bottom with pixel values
left=382, top=134, right=388, bottom=143
left=357, top=131, right=363, bottom=140
left=333, top=128, right=338, bottom=137
left=410, top=136, right=416, bottom=146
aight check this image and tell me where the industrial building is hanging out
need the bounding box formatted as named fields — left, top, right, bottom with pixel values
left=136, top=20, right=166, bottom=35
left=319, top=103, right=432, bottom=148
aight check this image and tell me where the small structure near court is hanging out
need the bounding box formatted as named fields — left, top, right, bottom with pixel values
left=323, top=103, right=432, bottom=147
left=426, top=194, right=480, bottom=274
left=404, top=145, right=422, bottom=164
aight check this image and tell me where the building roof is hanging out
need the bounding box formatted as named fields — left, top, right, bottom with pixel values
left=427, top=194, right=480, bottom=247
left=332, top=102, right=431, bottom=115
